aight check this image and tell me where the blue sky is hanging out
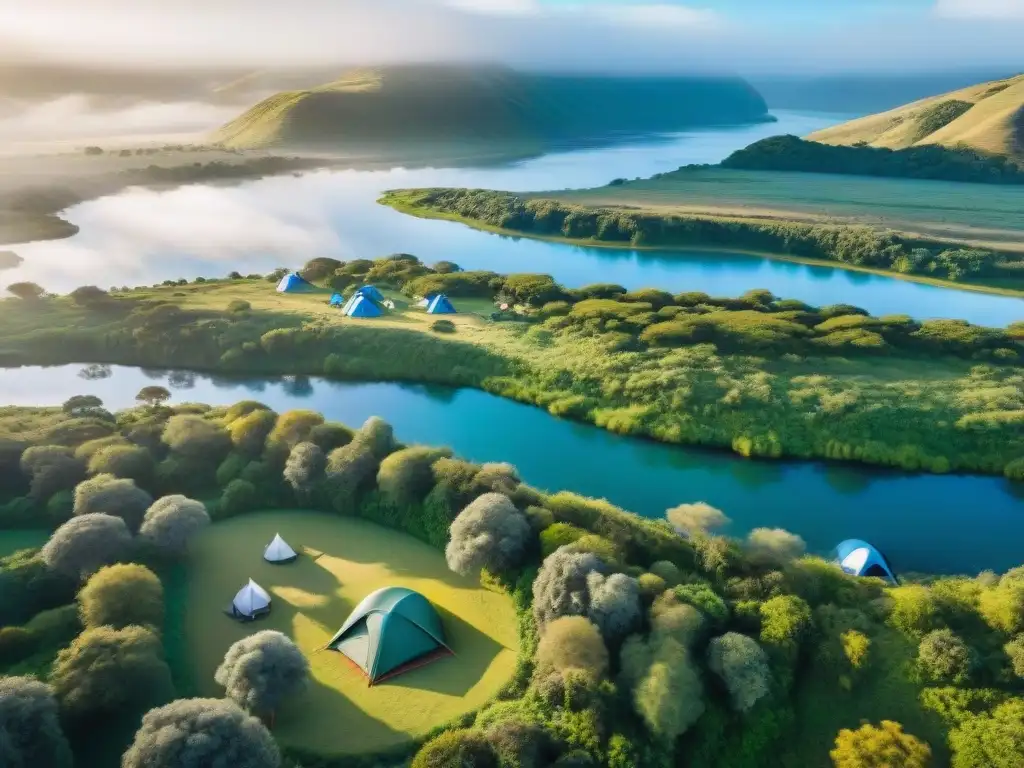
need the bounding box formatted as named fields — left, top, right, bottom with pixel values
left=4, top=0, right=1024, bottom=72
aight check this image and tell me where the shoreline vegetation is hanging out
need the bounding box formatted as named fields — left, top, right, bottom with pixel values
left=2, top=397, right=1024, bottom=767
left=379, top=188, right=1024, bottom=296
left=2, top=254, right=1022, bottom=481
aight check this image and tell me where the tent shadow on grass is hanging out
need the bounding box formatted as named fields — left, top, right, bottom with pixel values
left=373, top=605, right=505, bottom=697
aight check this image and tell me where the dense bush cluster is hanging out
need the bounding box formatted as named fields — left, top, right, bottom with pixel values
left=382, top=188, right=1017, bottom=283
left=2, top=410, right=1024, bottom=765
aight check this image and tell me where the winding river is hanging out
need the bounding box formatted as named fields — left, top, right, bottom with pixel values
left=1, top=365, right=1020, bottom=575
left=7, top=110, right=1023, bottom=325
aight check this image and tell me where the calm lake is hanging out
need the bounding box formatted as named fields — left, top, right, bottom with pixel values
left=2, top=365, right=1020, bottom=576
left=8, top=110, right=1023, bottom=326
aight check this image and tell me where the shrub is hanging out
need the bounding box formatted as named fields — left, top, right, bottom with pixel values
left=949, top=698, right=1024, bottom=768
left=121, top=698, right=279, bottom=768
left=759, top=594, right=812, bottom=688
left=78, top=563, right=164, bottom=631
left=666, top=502, right=730, bottom=535
left=532, top=547, right=605, bottom=630
left=535, top=616, right=609, bottom=679
left=830, top=720, right=932, bottom=768
left=446, top=493, right=532, bottom=577
left=227, top=299, right=251, bottom=313
left=162, top=415, right=232, bottom=464
left=215, top=631, right=310, bottom=716
left=86, top=444, right=154, bottom=483
left=631, top=640, right=704, bottom=740
left=431, top=319, right=456, bottom=333
left=707, top=632, right=772, bottom=712
left=412, top=729, right=500, bottom=768
left=540, top=522, right=588, bottom=557
left=1005, top=634, right=1024, bottom=678
left=50, top=625, right=174, bottom=721
left=586, top=571, right=641, bottom=640
left=228, top=409, right=277, bottom=456
left=673, top=582, right=729, bottom=627
left=744, top=528, right=806, bottom=568
left=638, top=572, right=668, bottom=601
left=648, top=560, right=683, bottom=586
left=0, top=676, right=73, bottom=768
left=139, top=495, right=210, bottom=556
left=917, top=629, right=974, bottom=685
left=308, top=422, right=353, bottom=453
left=72, top=473, right=153, bottom=531
left=979, top=580, right=1024, bottom=635
left=219, top=479, right=258, bottom=518
left=283, top=442, right=325, bottom=494
left=41, top=513, right=132, bottom=579
left=377, top=446, right=452, bottom=506
left=889, top=585, right=941, bottom=638
left=485, top=719, right=551, bottom=768
left=19, top=446, right=86, bottom=500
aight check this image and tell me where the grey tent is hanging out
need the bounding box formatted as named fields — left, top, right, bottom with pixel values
left=264, top=533, right=298, bottom=564
left=226, top=579, right=271, bottom=621
left=325, top=586, right=451, bottom=684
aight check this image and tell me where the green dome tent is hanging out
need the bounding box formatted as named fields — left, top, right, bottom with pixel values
left=325, top=586, right=451, bottom=684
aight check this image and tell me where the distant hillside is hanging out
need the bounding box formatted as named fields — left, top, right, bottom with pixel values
left=212, top=65, right=770, bottom=151
left=808, top=73, right=1024, bottom=160
left=721, top=135, right=1024, bottom=185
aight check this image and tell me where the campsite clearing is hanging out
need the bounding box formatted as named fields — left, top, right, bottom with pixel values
left=174, top=510, right=519, bottom=755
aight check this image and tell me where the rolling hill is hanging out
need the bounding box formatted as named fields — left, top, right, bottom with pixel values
left=211, top=64, right=771, bottom=152
left=808, top=73, right=1024, bottom=159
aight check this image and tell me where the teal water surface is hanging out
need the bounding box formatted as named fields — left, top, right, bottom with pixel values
left=2, top=365, right=1020, bottom=576
left=8, top=110, right=1021, bottom=325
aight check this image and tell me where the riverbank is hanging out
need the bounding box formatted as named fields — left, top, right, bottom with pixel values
left=1, top=257, right=1021, bottom=481
left=379, top=179, right=1024, bottom=296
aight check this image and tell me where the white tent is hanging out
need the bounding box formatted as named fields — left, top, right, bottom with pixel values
left=227, top=579, right=271, bottom=621
left=264, top=533, right=298, bottom=564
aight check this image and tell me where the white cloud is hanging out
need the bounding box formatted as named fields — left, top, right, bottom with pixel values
left=591, top=4, right=722, bottom=29
left=935, top=0, right=1024, bottom=19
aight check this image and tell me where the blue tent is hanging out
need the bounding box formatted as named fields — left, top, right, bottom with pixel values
left=340, top=291, right=363, bottom=314
left=329, top=293, right=345, bottom=306
left=426, top=294, right=456, bottom=314
left=276, top=273, right=313, bottom=293
left=357, top=285, right=385, bottom=302
left=416, top=293, right=438, bottom=308
left=345, top=294, right=383, bottom=318
left=835, top=539, right=898, bottom=584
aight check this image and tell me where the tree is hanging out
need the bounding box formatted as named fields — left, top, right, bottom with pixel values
left=629, top=639, right=705, bottom=740
left=665, top=502, right=730, bottom=536
left=282, top=442, right=325, bottom=495
left=707, top=632, right=772, bottom=713
left=377, top=446, right=452, bottom=506
left=215, top=631, right=310, bottom=720
left=744, top=528, right=806, bottom=568
left=6, top=282, right=45, bottom=300
left=136, top=386, right=171, bottom=408
left=532, top=547, right=605, bottom=630
left=889, top=586, right=940, bottom=639
left=918, top=629, right=974, bottom=684
left=759, top=594, right=812, bottom=689
left=586, top=571, right=641, bottom=640
left=86, top=444, right=154, bottom=483
left=121, top=698, right=280, bottom=768
left=220, top=479, right=258, bottom=517
left=72, top=473, right=152, bottom=531
left=68, top=285, right=109, bottom=307
left=979, top=579, right=1024, bottom=635
left=830, top=720, right=932, bottom=768
left=41, top=513, right=131, bottom=579
left=446, top=493, right=531, bottom=577
left=535, top=616, right=609, bottom=679
left=412, top=729, right=499, bottom=768
left=949, top=698, right=1024, bottom=768
left=0, top=676, right=73, bottom=768
left=19, top=445, right=86, bottom=500
left=50, top=625, right=174, bottom=721
left=62, top=395, right=103, bottom=416
left=265, top=410, right=324, bottom=453
left=485, top=719, right=551, bottom=768
left=139, top=495, right=210, bottom=557
left=77, top=563, right=163, bottom=630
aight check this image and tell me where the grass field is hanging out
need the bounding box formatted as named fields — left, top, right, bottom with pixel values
left=176, top=511, right=519, bottom=755
left=547, top=167, right=1024, bottom=252
left=0, top=529, right=48, bottom=558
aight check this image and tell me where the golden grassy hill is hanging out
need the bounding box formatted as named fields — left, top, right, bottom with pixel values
left=808, top=74, right=1024, bottom=158
left=211, top=64, right=770, bottom=151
